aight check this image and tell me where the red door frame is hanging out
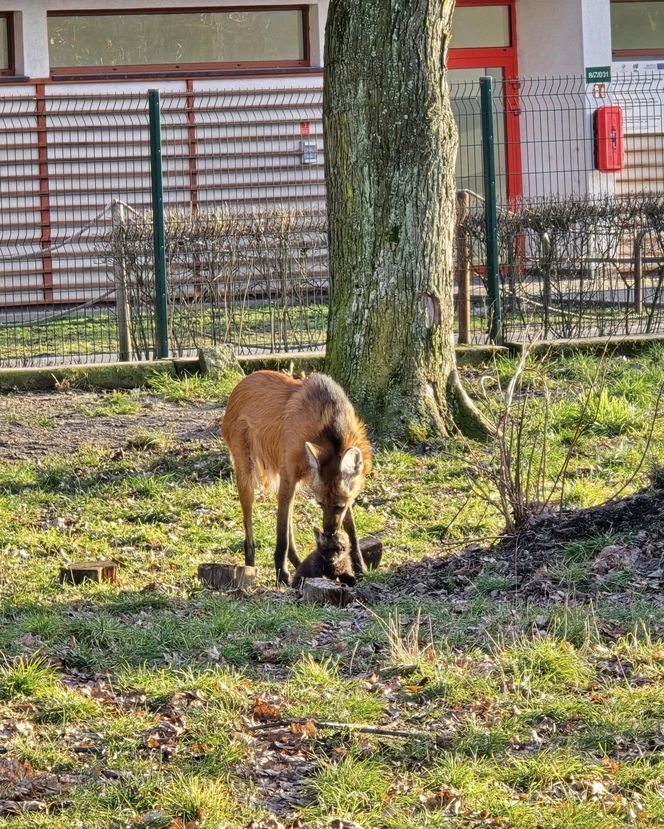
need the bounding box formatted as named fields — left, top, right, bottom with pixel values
left=449, top=0, right=522, bottom=201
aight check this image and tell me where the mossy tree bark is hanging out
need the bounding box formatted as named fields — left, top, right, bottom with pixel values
left=324, top=0, right=490, bottom=442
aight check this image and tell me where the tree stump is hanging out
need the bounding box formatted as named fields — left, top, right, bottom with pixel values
left=198, top=346, right=243, bottom=380
left=301, top=578, right=354, bottom=607
left=360, top=536, right=383, bottom=570
left=198, top=563, right=257, bottom=591
left=60, top=561, right=117, bottom=585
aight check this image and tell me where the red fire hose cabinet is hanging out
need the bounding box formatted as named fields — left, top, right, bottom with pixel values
left=594, top=105, right=625, bottom=172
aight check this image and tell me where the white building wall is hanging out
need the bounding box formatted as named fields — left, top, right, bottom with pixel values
left=516, top=0, right=612, bottom=76
left=517, top=0, right=585, bottom=78
left=516, top=0, right=618, bottom=199
left=581, top=0, right=613, bottom=69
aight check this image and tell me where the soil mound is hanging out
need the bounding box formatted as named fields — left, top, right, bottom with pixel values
left=379, top=488, right=664, bottom=605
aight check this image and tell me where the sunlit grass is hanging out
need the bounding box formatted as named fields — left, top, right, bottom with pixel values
left=0, top=348, right=663, bottom=827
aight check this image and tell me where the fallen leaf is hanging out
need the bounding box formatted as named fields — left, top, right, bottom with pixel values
left=251, top=699, right=283, bottom=721
left=290, top=720, right=317, bottom=736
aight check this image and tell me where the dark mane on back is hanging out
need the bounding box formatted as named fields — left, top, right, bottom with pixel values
left=303, top=374, right=353, bottom=452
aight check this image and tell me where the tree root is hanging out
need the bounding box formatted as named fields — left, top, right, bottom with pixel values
left=446, top=366, right=495, bottom=441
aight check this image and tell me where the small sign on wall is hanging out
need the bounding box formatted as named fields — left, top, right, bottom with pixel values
left=586, top=66, right=612, bottom=84
left=300, top=139, right=318, bottom=164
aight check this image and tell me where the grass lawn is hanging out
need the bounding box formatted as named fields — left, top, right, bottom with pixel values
left=0, top=303, right=329, bottom=367
left=2, top=299, right=654, bottom=367
left=0, top=347, right=663, bottom=827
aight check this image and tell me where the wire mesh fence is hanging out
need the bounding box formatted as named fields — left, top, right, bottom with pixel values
left=0, top=92, right=150, bottom=366
left=455, top=74, right=664, bottom=343
left=458, top=193, right=664, bottom=341
left=155, top=86, right=328, bottom=356
left=0, top=84, right=326, bottom=367
left=1, top=74, right=664, bottom=367
left=112, top=205, right=328, bottom=358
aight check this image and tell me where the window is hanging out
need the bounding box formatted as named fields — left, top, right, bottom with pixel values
left=612, top=0, right=664, bottom=57
left=0, top=13, right=13, bottom=75
left=452, top=5, right=511, bottom=49
left=47, top=7, right=308, bottom=74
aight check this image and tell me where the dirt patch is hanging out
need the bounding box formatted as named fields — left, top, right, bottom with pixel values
left=0, top=390, right=221, bottom=461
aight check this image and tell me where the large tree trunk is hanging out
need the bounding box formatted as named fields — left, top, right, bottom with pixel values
left=323, top=0, right=489, bottom=442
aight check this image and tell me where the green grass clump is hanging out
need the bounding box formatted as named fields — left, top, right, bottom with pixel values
left=501, top=637, right=594, bottom=689
left=79, top=390, right=142, bottom=417
left=500, top=750, right=600, bottom=791
left=0, top=656, right=60, bottom=700
left=286, top=655, right=385, bottom=723
left=554, top=387, right=638, bottom=437
left=304, top=754, right=395, bottom=823
left=147, top=371, right=239, bottom=404
left=157, top=774, right=241, bottom=828
left=560, top=533, right=626, bottom=564
left=125, top=429, right=176, bottom=452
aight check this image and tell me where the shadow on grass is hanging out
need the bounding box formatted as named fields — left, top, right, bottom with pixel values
left=377, top=485, right=664, bottom=612
left=0, top=443, right=232, bottom=496
left=0, top=585, right=337, bottom=676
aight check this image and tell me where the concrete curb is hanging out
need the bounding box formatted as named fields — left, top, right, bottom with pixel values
left=0, top=345, right=509, bottom=392
left=0, top=359, right=181, bottom=392
left=504, top=334, right=664, bottom=358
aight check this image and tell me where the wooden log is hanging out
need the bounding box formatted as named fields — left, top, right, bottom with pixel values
left=197, top=563, right=257, bottom=591
left=301, top=577, right=353, bottom=607
left=360, top=536, right=383, bottom=570
left=60, top=561, right=117, bottom=585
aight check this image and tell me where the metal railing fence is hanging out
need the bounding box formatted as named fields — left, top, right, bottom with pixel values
left=455, top=74, right=664, bottom=344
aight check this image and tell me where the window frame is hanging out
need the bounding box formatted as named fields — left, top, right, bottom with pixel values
left=47, top=5, right=311, bottom=77
left=449, top=0, right=517, bottom=64
left=611, top=0, right=664, bottom=59
left=0, top=12, right=15, bottom=76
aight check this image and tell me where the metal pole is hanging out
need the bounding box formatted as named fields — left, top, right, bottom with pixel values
left=148, top=88, right=169, bottom=360
left=456, top=190, right=471, bottom=344
left=480, top=76, right=502, bottom=344
left=541, top=233, right=552, bottom=339
left=111, top=200, right=132, bottom=362
left=633, top=231, right=644, bottom=315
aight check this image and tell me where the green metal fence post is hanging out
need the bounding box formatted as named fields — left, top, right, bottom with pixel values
left=480, top=76, right=502, bottom=344
left=111, top=200, right=132, bottom=362
left=148, top=88, right=169, bottom=359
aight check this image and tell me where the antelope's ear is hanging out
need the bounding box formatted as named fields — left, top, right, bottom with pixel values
left=305, top=442, right=321, bottom=474
left=341, top=446, right=363, bottom=481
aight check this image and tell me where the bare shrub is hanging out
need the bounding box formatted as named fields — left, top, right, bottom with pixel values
left=109, top=205, right=327, bottom=358
left=456, top=193, right=664, bottom=341
left=464, top=347, right=663, bottom=533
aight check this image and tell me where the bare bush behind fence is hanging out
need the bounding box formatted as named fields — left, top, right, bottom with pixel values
left=456, top=193, right=664, bottom=341
left=111, top=205, right=328, bottom=358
